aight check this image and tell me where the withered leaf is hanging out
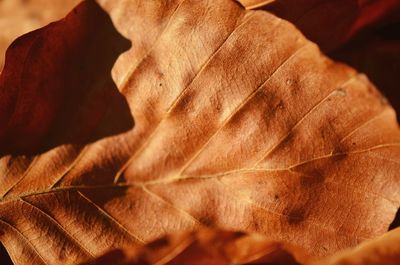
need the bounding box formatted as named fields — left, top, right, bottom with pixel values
left=0, top=0, right=133, bottom=154
left=237, top=0, right=400, bottom=52
left=0, top=0, right=81, bottom=70
left=0, top=0, right=399, bottom=264
left=83, top=228, right=400, bottom=265
left=325, top=228, right=400, bottom=265
left=83, top=229, right=311, bottom=265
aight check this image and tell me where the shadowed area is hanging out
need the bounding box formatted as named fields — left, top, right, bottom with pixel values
left=0, top=242, right=12, bottom=265
left=331, top=20, right=400, bottom=121
left=81, top=229, right=305, bottom=265
left=389, top=208, right=400, bottom=230
left=0, top=0, right=133, bottom=156
left=257, top=0, right=400, bottom=120
left=0, top=0, right=81, bottom=70
left=261, top=0, right=400, bottom=52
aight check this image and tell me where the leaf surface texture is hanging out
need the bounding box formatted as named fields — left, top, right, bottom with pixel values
left=0, top=0, right=399, bottom=264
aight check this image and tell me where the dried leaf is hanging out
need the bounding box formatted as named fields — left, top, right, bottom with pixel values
left=325, top=228, right=400, bottom=265
left=0, top=0, right=399, bottom=264
left=0, top=0, right=80, bottom=70
left=0, top=0, right=133, bottom=155
left=84, top=228, right=400, bottom=265
left=83, top=229, right=311, bottom=265
left=237, top=0, right=400, bottom=52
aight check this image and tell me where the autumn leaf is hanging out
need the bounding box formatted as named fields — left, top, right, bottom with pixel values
left=237, top=0, right=400, bottom=52
left=0, top=0, right=81, bottom=70
left=83, top=228, right=400, bottom=265
left=237, top=0, right=400, bottom=119
left=324, top=228, right=400, bottom=265
left=0, top=0, right=133, bottom=155
left=0, top=0, right=399, bottom=264
left=83, top=229, right=311, bottom=265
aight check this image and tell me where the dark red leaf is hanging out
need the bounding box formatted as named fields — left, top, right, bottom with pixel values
left=0, top=0, right=133, bottom=155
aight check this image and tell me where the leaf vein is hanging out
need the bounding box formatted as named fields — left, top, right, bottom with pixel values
left=76, top=190, right=145, bottom=244
left=216, top=178, right=370, bottom=241
left=20, top=198, right=95, bottom=258
left=336, top=108, right=392, bottom=147
left=141, top=185, right=203, bottom=227
left=176, top=41, right=309, bottom=177
left=44, top=0, right=188, bottom=190
left=0, top=218, right=49, bottom=265
left=113, top=11, right=257, bottom=183
left=253, top=73, right=360, bottom=166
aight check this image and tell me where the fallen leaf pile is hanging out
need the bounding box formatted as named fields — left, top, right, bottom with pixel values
left=0, top=0, right=399, bottom=264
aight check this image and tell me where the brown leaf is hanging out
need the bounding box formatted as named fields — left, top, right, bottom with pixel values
left=324, top=228, right=400, bottom=265
left=0, top=0, right=399, bottom=264
left=85, top=228, right=400, bottom=265
left=0, top=0, right=81, bottom=70
left=0, top=0, right=133, bottom=154
left=82, top=229, right=312, bottom=265
left=237, top=0, right=400, bottom=52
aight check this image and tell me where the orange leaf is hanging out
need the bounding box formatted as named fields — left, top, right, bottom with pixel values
left=84, top=228, right=400, bottom=265
left=325, top=228, right=400, bottom=265
left=83, top=229, right=312, bottom=265
left=0, top=1, right=399, bottom=264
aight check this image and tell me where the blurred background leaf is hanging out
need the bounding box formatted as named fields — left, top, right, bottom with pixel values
left=0, top=0, right=80, bottom=70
